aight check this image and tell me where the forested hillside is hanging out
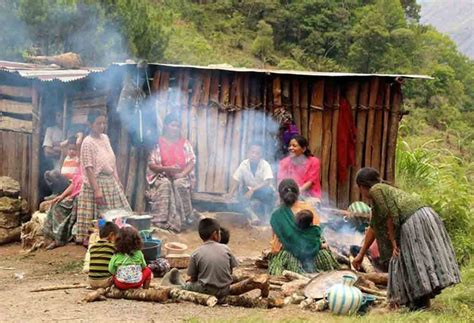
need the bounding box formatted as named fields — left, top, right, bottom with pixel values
left=0, top=0, right=472, bottom=263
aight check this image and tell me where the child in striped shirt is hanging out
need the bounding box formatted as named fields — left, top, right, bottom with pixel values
left=88, top=222, right=119, bottom=289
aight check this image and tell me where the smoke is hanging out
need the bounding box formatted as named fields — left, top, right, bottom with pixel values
left=0, top=1, right=130, bottom=66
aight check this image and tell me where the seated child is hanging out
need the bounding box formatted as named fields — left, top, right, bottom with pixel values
left=184, top=218, right=238, bottom=300
left=295, top=209, right=329, bottom=250
left=60, top=136, right=80, bottom=181
left=219, top=227, right=230, bottom=245
left=108, top=226, right=153, bottom=290
left=88, top=222, right=119, bottom=289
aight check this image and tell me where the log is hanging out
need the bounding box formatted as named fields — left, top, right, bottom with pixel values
left=361, top=256, right=375, bottom=273
left=106, top=287, right=170, bottom=303
left=291, top=79, right=301, bottom=132
left=83, top=288, right=106, bottom=303
left=230, top=274, right=270, bottom=298
left=386, top=83, right=401, bottom=183
left=356, top=275, right=378, bottom=290
left=281, top=279, right=308, bottom=296
left=329, top=85, right=340, bottom=206
left=283, top=270, right=309, bottom=282
left=357, top=285, right=387, bottom=298
left=299, top=79, right=309, bottom=139
left=309, top=79, right=324, bottom=158
left=224, top=295, right=284, bottom=309
left=364, top=77, right=380, bottom=168
left=360, top=272, right=388, bottom=285
left=31, top=283, right=88, bottom=292
left=169, top=288, right=217, bottom=307
left=350, top=80, right=370, bottom=202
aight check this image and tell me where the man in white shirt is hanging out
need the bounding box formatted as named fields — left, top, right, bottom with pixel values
left=43, top=111, right=64, bottom=170
left=227, top=142, right=276, bottom=224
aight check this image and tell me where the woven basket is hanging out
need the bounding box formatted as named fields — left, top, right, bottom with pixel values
left=166, top=254, right=190, bottom=269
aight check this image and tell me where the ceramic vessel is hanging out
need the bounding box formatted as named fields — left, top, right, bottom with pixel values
left=326, top=275, right=363, bottom=315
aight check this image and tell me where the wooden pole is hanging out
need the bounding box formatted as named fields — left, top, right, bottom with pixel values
left=196, top=71, right=211, bottom=192
left=229, top=75, right=243, bottom=182
left=364, top=77, right=380, bottom=168
left=343, top=81, right=359, bottom=206
left=291, top=79, right=301, bottom=132
left=189, top=72, right=203, bottom=151
left=134, top=147, right=147, bottom=213
left=309, top=79, right=324, bottom=158
left=206, top=71, right=220, bottom=192
left=125, top=146, right=138, bottom=206
left=329, top=84, right=340, bottom=206
left=178, top=69, right=191, bottom=139
left=321, top=81, right=334, bottom=204
left=299, top=80, right=309, bottom=139
left=350, top=80, right=370, bottom=202
left=29, top=83, right=41, bottom=211
left=157, top=71, right=170, bottom=123
left=380, top=82, right=391, bottom=179
left=386, top=82, right=401, bottom=183
left=371, top=80, right=385, bottom=171
left=214, top=74, right=230, bottom=193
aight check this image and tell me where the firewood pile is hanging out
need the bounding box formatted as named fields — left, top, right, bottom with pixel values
left=0, top=177, right=29, bottom=245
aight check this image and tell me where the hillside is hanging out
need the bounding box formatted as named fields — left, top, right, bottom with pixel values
left=420, top=0, right=474, bottom=58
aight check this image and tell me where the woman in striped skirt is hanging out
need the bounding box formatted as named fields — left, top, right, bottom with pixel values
left=268, top=179, right=340, bottom=275
left=352, top=167, right=460, bottom=310
left=75, top=110, right=131, bottom=243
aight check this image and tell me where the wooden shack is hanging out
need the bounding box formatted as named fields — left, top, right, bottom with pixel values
left=0, top=61, right=429, bottom=212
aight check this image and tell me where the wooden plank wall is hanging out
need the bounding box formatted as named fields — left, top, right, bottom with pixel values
left=0, top=84, right=34, bottom=207
left=113, top=68, right=402, bottom=210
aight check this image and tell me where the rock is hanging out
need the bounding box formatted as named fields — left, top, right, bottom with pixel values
left=0, top=226, right=21, bottom=244
left=0, top=177, right=20, bottom=198
left=0, top=196, right=22, bottom=214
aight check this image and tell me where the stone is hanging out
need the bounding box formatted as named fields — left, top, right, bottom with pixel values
left=0, top=177, right=20, bottom=198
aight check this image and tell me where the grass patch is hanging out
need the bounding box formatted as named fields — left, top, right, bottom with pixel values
left=186, top=261, right=474, bottom=322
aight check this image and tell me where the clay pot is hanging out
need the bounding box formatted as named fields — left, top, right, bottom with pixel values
left=326, top=275, right=363, bottom=315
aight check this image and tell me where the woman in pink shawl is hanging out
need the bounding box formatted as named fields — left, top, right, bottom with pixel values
left=44, top=168, right=83, bottom=250
left=145, top=113, right=196, bottom=232
left=277, top=135, right=321, bottom=199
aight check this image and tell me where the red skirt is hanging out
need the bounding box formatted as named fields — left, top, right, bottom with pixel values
left=113, top=267, right=152, bottom=290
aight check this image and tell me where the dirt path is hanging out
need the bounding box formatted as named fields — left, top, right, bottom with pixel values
left=0, top=223, right=330, bottom=322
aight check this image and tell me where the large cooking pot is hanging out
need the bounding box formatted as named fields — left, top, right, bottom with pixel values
left=125, top=215, right=152, bottom=231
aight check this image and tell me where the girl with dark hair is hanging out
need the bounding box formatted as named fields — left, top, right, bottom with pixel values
left=268, top=179, right=340, bottom=275
left=75, top=110, right=131, bottom=243
left=109, top=226, right=153, bottom=290
left=352, top=167, right=460, bottom=310
left=145, top=113, right=196, bottom=232
left=277, top=135, right=321, bottom=199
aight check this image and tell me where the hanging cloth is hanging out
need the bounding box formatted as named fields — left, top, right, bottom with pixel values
left=337, top=97, right=357, bottom=183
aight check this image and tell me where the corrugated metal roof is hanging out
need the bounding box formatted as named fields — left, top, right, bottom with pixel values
left=147, top=63, right=433, bottom=79
left=0, top=60, right=103, bottom=82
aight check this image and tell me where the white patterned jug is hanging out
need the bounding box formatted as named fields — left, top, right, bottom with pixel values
left=325, top=275, right=363, bottom=315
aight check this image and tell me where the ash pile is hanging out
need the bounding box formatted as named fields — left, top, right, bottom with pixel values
left=0, top=177, right=29, bottom=244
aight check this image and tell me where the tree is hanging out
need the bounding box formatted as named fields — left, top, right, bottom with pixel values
left=251, top=20, right=275, bottom=66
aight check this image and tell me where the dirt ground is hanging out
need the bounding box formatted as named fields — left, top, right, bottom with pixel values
left=0, top=215, right=326, bottom=322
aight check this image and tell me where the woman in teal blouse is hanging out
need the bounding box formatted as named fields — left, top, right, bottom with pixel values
left=352, top=167, right=460, bottom=310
